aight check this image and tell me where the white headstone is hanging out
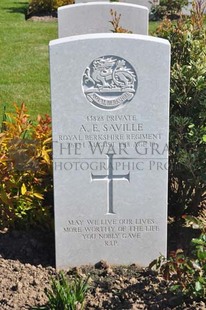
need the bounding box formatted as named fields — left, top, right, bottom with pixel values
left=50, top=33, right=170, bottom=269
left=58, top=3, right=149, bottom=37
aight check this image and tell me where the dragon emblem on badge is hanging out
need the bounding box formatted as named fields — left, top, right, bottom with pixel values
left=82, top=55, right=137, bottom=110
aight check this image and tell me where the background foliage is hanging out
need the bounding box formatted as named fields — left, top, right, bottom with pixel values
left=0, top=104, right=53, bottom=229
left=151, top=0, right=189, bottom=20
left=27, top=0, right=74, bottom=17
left=154, top=3, right=206, bottom=218
left=151, top=3, right=206, bottom=300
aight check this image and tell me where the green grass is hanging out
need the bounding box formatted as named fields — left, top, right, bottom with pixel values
left=0, top=0, right=57, bottom=119
left=149, top=21, right=160, bottom=34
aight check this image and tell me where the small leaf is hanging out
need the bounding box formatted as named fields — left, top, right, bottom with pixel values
left=191, top=238, right=205, bottom=245
left=42, top=149, right=51, bottom=164
left=33, top=192, right=44, bottom=200
left=195, top=281, right=202, bottom=292
left=170, top=284, right=181, bottom=292
left=21, top=183, right=27, bottom=195
left=191, top=261, right=201, bottom=270
left=197, top=251, right=206, bottom=261
left=0, top=189, right=11, bottom=205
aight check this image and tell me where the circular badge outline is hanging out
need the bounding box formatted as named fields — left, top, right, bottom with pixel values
left=82, top=55, right=138, bottom=111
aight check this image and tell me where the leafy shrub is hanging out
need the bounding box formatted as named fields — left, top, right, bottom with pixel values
left=0, top=103, right=53, bottom=229
left=151, top=6, right=206, bottom=296
left=34, top=272, right=90, bottom=310
left=27, top=0, right=74, bottom=17
left=154, top=3, right=206, bottom=217
left=150, top=0, right=189, bottom=20
left=53, top=0, right=74, bottom=11
left=27, top=0, right=51, bottom=16
left=150, top=214, right=206, bottom=300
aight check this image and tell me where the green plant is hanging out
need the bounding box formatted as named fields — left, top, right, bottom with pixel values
left=165, top=249, right=205, bottom=299
left=27, top=0, right=52, bottom=16
left=150, top=213, right=206, bottom=300
left=155, top=2, right=206, bottom=217
left=53, top=0, right=75, bottom=10
left=0, top=103, right=53, bottom=229
left=150, top=0, right=189, bottom=20
left=150, top=246, right=206, bottom=300
left=34, top=272, right=90, bottom=310
left=184, top=213, right=206, bottom=293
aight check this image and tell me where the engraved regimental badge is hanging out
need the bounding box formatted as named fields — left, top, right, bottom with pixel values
left=82, top=55, right=137, bottom=110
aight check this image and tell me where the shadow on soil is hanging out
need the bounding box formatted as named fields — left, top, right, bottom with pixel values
left=0, top=229, right=55, bottom=267
left=168, top=221, right=200, bottom=256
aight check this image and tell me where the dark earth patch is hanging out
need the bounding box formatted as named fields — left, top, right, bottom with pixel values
left=0, top=229, right=205, bottom=309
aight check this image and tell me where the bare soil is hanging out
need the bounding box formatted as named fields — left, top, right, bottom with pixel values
left=28, top=15, right=57, bottom=22
left=0, top=228, right=205, bottom=310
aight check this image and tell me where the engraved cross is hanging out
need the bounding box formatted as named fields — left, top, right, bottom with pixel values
left=91, top=154, right=130, bottom=214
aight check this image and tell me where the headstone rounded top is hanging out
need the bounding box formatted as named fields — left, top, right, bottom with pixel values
left=59, top=1, right=149, bottom=10
left=50, top=33, right=170, bottom=47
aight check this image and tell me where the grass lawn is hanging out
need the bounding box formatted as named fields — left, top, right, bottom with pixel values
left=0, top=0, right=57, bottom=120
left=0, top=0, right=160, bottom=121
left=149, top=21, right=160, bottom=34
